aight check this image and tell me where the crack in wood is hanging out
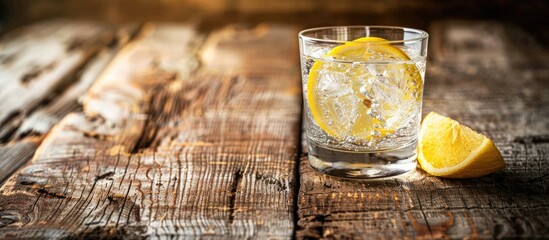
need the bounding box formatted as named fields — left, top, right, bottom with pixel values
left=228, top=169, right=242, bottom=224
left=94, top=171, right=115, bottom=181
left=2, top=55, right=97, bottom=143
left=299, top=214, right=334, bottom=239
left=255, top=173, right=285, bottom=191
left=116, top=179, right=133, bottom=227
left=37, top=188, right=67, bottom=199
left=13, top=25, right=141, bottom=142
left=130, top=91, right=164, bottom=154
left=292, top=104, right=304, bottom=240
left=0, top=22, right=141, bottom=150
left=20, top=61, right=57, bottom=85
left=127, top=195, right=141, bottom=224
left=414, top=192, right=433, bottom=238
left=0, top=23, right=302, bottom=238
left=314, top=214, right=327, bottom=238
left=17, top=180, right=36, bottom=185
left=82, top=131, right=111, bottom=141
left=130, top=73, right=178, bottom=154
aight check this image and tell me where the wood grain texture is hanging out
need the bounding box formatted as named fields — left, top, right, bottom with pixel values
left=0, top=20, right=120, bottom=143
left=0, top=23, right=302, bottom=239
left=0, top=21, right=136, bottom=195
left=0, top=22, right=200, bottom=238
left=297, top=21, right=549, bottom=239
left=200, top=23, right=299, bottom=73
left=2, top=18, right=547, bottom=239
left=0, top=137, right=43, bottom=185
left=14, top=26, right=136, bottom=138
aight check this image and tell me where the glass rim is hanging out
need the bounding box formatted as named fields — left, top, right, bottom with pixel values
left=299, top=25, right=429, bottom=44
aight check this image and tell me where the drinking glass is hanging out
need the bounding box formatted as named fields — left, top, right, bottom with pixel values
left=299, top=26, right=428, bottom=179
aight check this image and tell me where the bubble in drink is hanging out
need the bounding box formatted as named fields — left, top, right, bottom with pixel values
left=300, top=26, right=428, bottom=178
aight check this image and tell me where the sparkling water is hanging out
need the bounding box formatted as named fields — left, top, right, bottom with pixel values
left=301, top=44, right=426, bottom=179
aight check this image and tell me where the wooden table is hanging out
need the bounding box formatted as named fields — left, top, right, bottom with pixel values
left=0, top=19, right=547, bottom=239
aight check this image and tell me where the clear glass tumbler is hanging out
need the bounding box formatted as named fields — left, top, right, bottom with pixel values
left=299, top=26, right=428, bottom=179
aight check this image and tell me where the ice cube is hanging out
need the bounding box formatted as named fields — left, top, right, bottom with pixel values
left=305, top=45, right=332, bottom=58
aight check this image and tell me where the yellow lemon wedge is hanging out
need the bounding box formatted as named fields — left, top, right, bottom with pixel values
left=418, top=112, right=505, bottom=178
left=307, top=37, right=422, bottom=142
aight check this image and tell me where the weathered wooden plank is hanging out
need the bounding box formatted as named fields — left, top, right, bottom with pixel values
left=0, top=24, right=137, bottom=187
left=0, top=22, right=201, bottom=238
left=297, top=21, right=549, bottom=239
left=12, top=50, right=114, bottom=138
left=134, top=23, right=300, bottom=238
left=14, top=26, right=136, bottom=138
left=430, top=20, right=549, bottom=69
left=0, top=137, right=43, bottom=185
left=0, top=23, right=302, bottom=239
left=0, top=20, right=120, bottom=143
left=200, top=23, right=298, bottom=73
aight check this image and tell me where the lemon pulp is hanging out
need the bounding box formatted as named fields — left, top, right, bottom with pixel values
left=418, top=112, right=505, bottom=178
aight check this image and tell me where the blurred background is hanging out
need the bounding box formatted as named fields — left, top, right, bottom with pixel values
left=0, top=0, right=547, bottom=45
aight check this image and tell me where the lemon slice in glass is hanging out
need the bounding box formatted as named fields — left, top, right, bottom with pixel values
left=307, top=37, right=422, bottom=142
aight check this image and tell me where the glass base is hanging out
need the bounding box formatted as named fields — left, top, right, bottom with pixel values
left=308, top=140, right=417, bottom=179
